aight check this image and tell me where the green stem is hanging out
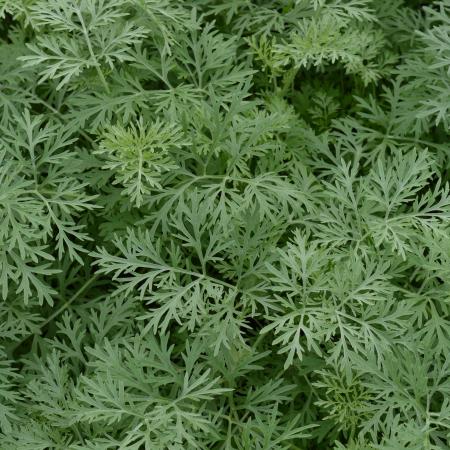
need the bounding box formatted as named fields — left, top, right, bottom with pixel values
left=76, top=10, right=110, bottom=93
left=40, top=274, right=100, bottom=329
left=12, top=274, right=100, bottom=353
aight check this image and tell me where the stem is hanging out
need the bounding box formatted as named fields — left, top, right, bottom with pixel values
left=76, top=10, right=110, bottom=93
left=21, top=89, right=95, bottom=145
left=12, top=274, right=100, bottom=353
left=41, top=274, right=100, bottom=328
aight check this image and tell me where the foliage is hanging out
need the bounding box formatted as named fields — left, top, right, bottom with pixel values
left=0, top=0, right=449, bottom=448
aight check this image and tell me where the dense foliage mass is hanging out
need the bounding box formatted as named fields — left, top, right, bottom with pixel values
left=0, top=0, right=449, bottom=448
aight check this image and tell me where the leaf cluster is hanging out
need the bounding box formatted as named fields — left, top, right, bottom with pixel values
left=0, top=1, right=449, bottom=449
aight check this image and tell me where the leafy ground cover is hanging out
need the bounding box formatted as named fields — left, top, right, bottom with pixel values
left=0, top=1, right=450, bottom=449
